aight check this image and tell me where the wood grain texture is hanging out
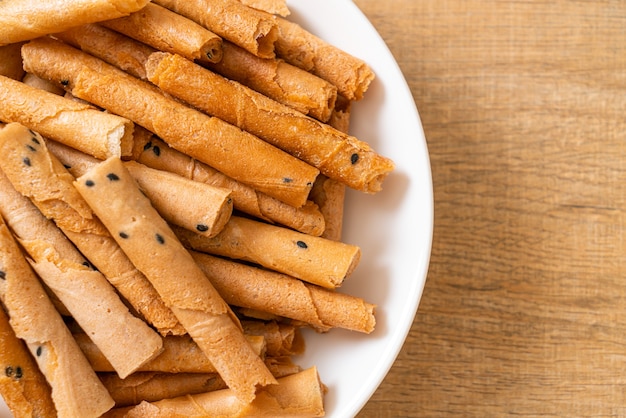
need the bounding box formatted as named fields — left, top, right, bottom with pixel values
left=353, top=1, right=626, bottom=416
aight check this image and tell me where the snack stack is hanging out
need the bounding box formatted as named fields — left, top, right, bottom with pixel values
left=0, top=0, right=394, bottom=416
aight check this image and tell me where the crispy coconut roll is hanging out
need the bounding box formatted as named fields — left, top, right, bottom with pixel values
left=205, top=41, right=337, bottom=121
left=0, top=74, right=134, bottom=159
left=103, top=367, right=325, bottom=418
left=0, top=0, right=150, bottom=46
left=101, top=3, right=223, bottom=64
left=154, top=0, right=278, bottom=58
left=176, top=216, right=361, bottom=289
left=21, top=37, right=318, bottom=208
left=275, top=16, right=375, bottom=101
left=0, top=215, right=115, bottom=417
left=146, top=51, right=393, bottom=194
left=75, top=157, right=277, bottom=403
left=0, top=123, right=183, bottom=336
left=0, top=307, right=57, bottom=418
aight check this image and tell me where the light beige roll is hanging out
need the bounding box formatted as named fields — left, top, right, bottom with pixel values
left=241, top=320, right=304, bottom=357
left=101, top=3, right=223, bottom=64
left=154, top=0, right=278, bottom=59
left=55, top=23, right=157, bottom=80
left=0, top=215, right=115, bottom=417
left=0, top=126, right=165, bottom=379
left=100, top=372, right=228, bottom=407
left=0, top=0, right=150, bottom=46
left=0, top=124, right=183, bottom=336
left=193, top=252, right=376, bottom=333
left=75, top=157, right=277, bottom=403
left=0, top=306, right=57, bottom=418
left=75, top=332, right=266, bottom=374
left=0, top=43, right=25, bottom=80
left=205, top=41, right=337, bottom=121
left=21, top=73, right=65, bottom=95
left=146, top=52, right=394, bottom=194
left=275, top=16, right=375, bottom=101
left=105, top=367, right=325, bottom=418
left=131, top=135, right=326, bottom=236
left=0, top=74, right=134, bottom=159
left=177, top=215, right=361, bottom=289
left=22, top=37, right=318, bottom=208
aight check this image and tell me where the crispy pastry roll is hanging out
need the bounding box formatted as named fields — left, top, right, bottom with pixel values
left=101, top=3, right=223, bottom=64
left=146, top=52, right=394, bottom=194
left=0, top=0, right=150, bottom=46
left=21, top=73, right=65, bottom=95
left=75, top=332, right=266, bottom=375
left=21, top=37, right=318, bottom=208
left=154, top=0, right=278, bottom=59
left=241, top=320, right=304, bottom=357
left=0, top=43, right=25, bottom=80
left=205, top=41, right=337, bottom=121
left=104, top=367, right=325, bottom=418
left=0, top=307, right=56, bottom=418
left=131, top=135, right=326, bottom=236
left=275, top=16, right=375, bottom=101
left=55, top=23, right=157, bottom=80
left=0, top=127, right=164, bottom=379
left=0, top=216, right=115, bottom=417
left=0, top=74, right=134, bottom=159
left=75, top=157, right=277, bottom=403
left=177, top=216, right=361, bottom=289
left=193, top=252, right=376, bottom=333
left=0, top=123, right=183, bottom=336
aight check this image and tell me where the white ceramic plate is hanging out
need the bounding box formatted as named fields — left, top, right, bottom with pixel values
left=0, top=1, right=432, bottom=417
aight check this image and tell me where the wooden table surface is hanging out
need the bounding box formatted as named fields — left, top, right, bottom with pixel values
left=353, top=1, right=626, bottom=417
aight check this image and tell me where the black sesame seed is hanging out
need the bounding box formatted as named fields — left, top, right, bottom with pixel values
left=107, top=173, right=120, bottom=181
left=296, top=240, right=308, bottom=249
left=155, top=233, right=165, bottom=244
left=15, top=367, right=22, bottom=379
left=63, top=164, right=72, bottom=169
left=119, top=232, right=129, bottom=239
left=283, top=178, right=293, bottom=183
left=143, top=141, right=153, bottom=151
left=196, top=224, right=209, bottom=232
left=60, top=79, right=69, bottom=86
left=82, top=261, right=92, bottom=269
left=22, top=157, right=31, bottom=166
left=31, top=136, right=40, bottom=145
left=85, top=179, right=95, bottom=187
left=152, top=146, right=161, bottom=156
left=36, top=346, right=43, bottom=357
left=26, top=144, right=36, bottom=152
left=0, top=270, right=5, bottom=280
left=351, top=153, right=359, bottom=164
left=5, top=366, right=12, bottom=377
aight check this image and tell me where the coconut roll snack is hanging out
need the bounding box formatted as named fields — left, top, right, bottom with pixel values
left=0, top=215, right=115, bottom=418
left=74, top=157, right=277, bottom=403
left=0, top=74, right=134, bottom=159
left=21, top=37, right=319, bottom=208
left=154, top=0, right=279, bottom=59
left=175, top=215, right=361, bottom=289
left=101, top=3, right=223, bottom=64
left=145, top=51, right=394, bottom=194
left=0, top=0, right=150, bottom=46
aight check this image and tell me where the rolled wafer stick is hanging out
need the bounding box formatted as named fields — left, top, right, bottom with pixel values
left=275, top=16, right=375, bottom=101
left=238, top=0, right=290, bottom=17
left=22, top=37, right=318, bottom=208
left=146, top=51, right=394, bottom=194
left=177, top=215, right=361, bottom=289
left=0, top=215, right=115, bottom=417
left=0, top=123, right=183, bottom=336
left=75, top=157, right=277, bottom=403
left=241, top=320, right=304, bottom=356
left=130, top=134, right=325, bottom=236
left=0, top=127, right=165, bottom=379
left=21, top=73, right=65, bottom=95
left=100, top=372, right=228, bottom=407
left=154, top=0, right=278, bottom=59
left=264, top=356, right=302, bottom=379
left=101, top=3, right=223, bottom=64
left=55, top=23, right=157, bottom=80
left=205, top=41, right=337, bottom=121
left=0, top=307, right=57, bottom=418
left=193, top=252, right=375, bottom=333
left=0, top=74, right=134, bottom=159
left=0, top=43, right=25, bottom=80
left=104, top=367, right=325, bottom=418
left=75, top=332, right=266, bottom=374
left=0, top=0, right=150, bottom=46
